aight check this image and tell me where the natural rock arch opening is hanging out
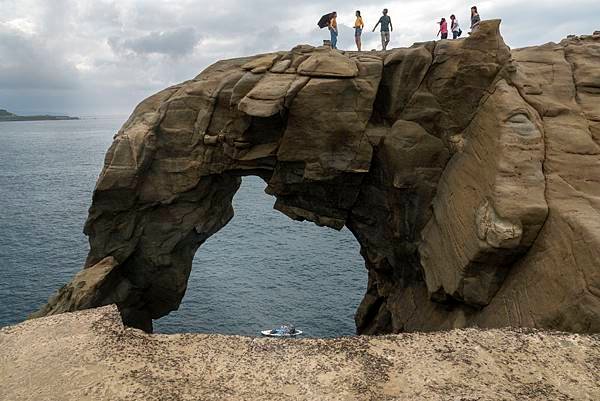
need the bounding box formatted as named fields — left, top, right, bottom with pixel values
left=153, top=176, right=367, bottom=336
left=34, top=21, right=600, bottom=335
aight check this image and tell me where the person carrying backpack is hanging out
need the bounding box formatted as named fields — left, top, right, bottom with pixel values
left=450, top=15, right=462, bottom=39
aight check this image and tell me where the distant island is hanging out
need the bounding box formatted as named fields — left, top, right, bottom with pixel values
left=0, top=109, right=79, bottom=122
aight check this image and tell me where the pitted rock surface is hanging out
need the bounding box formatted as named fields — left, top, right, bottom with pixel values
left=4, top=306, right=600, bottom=401
left=33, top=21, right=600, bottom=335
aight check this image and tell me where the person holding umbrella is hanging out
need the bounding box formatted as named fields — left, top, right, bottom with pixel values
left=329, top=12, right=339, bottom=49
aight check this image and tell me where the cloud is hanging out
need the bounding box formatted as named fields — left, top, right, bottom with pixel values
left=108, top=27, right=201, bottom=57
left=0, top=0, right=598, bottom=115
left=0, top=25, right=80, bottom=90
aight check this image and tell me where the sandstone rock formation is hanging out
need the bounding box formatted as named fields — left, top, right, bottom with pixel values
left=33, top=21, right=600, bottom=335
left=6, top=306, right=600, bottom=401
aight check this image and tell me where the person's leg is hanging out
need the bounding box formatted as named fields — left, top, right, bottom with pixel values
left=453, top=31, right=458, bottom=39
left=441, top=32, right=447, bottom=39
left=359, top=29, right=363, bottom=51
left=331, top=30, right=337, bottom=49
left=382, top=32, right=389, bottom=50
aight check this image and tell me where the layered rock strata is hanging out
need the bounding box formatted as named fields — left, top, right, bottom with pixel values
left=34, top=21, right=600, bottom=334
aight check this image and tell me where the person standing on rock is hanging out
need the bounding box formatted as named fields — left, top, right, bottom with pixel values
left=372, top=8, right=393, bottom=51
left=470, top=6, right=481, bottom=34
left=354, top=10, right=365, bottom=51
left=450, top=15, right=462, bottom=39
left=437, top=18, right=448, bottom=39
left=329, top=12, right=339, bottom=49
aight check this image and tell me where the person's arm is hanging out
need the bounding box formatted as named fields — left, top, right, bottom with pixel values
left=389, top=18, right=393, bottom=31
left=372, top=18, right=380, bottom=32
left=329, top=19, right=337, bottom=33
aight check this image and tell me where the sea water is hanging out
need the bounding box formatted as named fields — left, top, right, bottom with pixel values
left=0, top=117, right=366, bottom=337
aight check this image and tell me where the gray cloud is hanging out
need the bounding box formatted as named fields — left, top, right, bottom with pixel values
left=108, top=27, right=201, bottom=57
left=0, top=26, right=80, bottom=90
left=0, top=0, right=598, bottom=115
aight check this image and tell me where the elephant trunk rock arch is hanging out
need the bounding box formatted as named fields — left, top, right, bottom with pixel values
left=33, top=21, right=600, bottom=334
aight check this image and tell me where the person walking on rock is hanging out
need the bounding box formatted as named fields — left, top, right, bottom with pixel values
left=470, top=6, right=481, bottom=34
left=354, top=10, right=365, bottom=51
left=450, top=15, right=462, bottom=39
left=373, top=8, right=393, bottom=51
left=437, top=17, right=448, bottom=39
left=329, top=12, right=339, bottom=49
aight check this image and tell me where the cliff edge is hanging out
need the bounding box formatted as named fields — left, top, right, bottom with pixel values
left=33, top=21, right=600, bottom=335
left=3, top=306, right=600, bottom=400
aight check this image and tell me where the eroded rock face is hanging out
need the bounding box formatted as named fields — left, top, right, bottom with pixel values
left=419, top=80, right=548, bottom=307
left=33, top=21, right=600, bottom=334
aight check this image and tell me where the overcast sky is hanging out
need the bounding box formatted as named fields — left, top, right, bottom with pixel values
left=0, top=0, right=598, bottom=115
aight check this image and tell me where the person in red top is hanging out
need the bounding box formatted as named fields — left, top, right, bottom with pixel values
left=437, top=17, right=448, bottom=39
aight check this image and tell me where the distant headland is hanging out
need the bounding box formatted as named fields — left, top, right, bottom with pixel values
left=0, top=109, right=79, bottom=122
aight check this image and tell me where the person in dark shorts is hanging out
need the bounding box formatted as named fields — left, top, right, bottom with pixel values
left=372, top=8, right=393, bottom=50
left=437, top=17, right=448, bottom=39
left=354, top=10, right=365, bottom=51
left=470, top=6, right=481, bottom=33
left=329, top=12, right=338, bottom=49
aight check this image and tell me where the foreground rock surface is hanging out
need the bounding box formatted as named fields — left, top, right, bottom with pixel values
left=3, top=306, right=600, bottom=401
left=34, top=22, right=600, bottom=335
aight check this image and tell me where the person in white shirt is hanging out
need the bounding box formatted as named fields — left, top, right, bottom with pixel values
left=450, top=14, right=462, bottom=39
